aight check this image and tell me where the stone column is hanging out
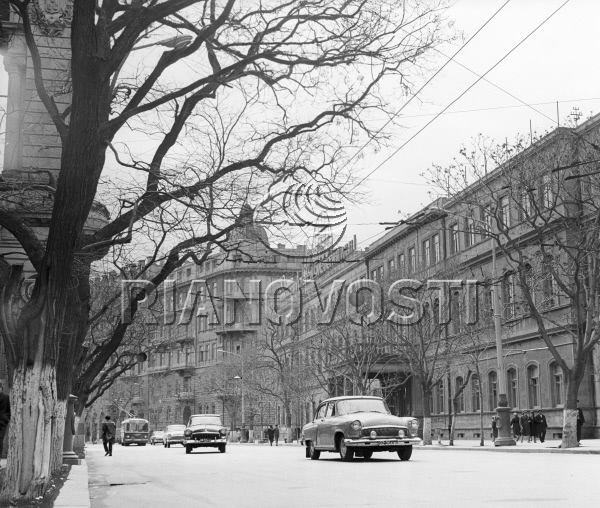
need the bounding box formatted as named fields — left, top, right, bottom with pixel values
left=63, top=395, right=80, bottom=465
left=2, top=36, right=26, bottom=173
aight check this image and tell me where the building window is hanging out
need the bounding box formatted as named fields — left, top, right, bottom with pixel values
left=507, top=368, right=518, bottom=408
left=519, top=190, right=534, bottom=220
left=499, top=195, right=510, bottom=228
left=449, top=223, right=460, bottom=254
left=502, top=274, right=516, bottom=319
left=408, top=247, right=416, bottom=273
left=432, top=234, right=441, bottom=264
left=397, top=253, right=405, bottom=275
left=471, top=375, right=481, bottom=411
left=465, top=217, right=476, bottom=247
left=481, top=204, right=493, bottom=234
left=387, top=258, right=395, bottom=274
left=488, top=371, right=498, bottom=410
left=527, top=364, right=540, bottom=408
left=455, top=377, right=465, bottom=413
left=541, top=258, right=556, bottom=308
left=435, top=381, right=445, bottom=414
left=541, top=174, right=554, bottom=208
left=550, top=362, right=563, bottom=407
left=423, top=239, right=431, bottom=267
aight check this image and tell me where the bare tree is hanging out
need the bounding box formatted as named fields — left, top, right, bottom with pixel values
left=426, top=124, right=600, bottom=448
left=0, top=1, right=451, bottom=499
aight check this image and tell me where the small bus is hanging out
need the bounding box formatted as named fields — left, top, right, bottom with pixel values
left=119, top=418, right=149, bottom=446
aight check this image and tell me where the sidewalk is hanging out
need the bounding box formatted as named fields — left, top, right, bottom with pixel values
left=419, top=438, right=600, bottom=454
left=53, top=460, right=90, bottom=508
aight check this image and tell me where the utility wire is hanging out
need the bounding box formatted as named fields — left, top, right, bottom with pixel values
left=352, top=0, right=571, bottom=191
left=342, top=0, right=513, bottom=172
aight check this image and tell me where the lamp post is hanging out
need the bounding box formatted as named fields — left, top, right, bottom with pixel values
left=218, top=349, right=245, bottom=439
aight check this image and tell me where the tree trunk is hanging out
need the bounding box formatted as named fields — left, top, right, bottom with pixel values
left=449, top=406, right=457, bottom=446
left=561, top=371, right=581, bottom=448
left=421, top=388, right=433, bottom=445
left=479, top=391, right=485, bottom=446
left=0, top=363, right=65, bottom=503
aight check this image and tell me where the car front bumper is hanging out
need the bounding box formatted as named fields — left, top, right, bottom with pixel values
left=344, top=437, right=421, bottom=448
left=184, top=438, right=226, bottom=446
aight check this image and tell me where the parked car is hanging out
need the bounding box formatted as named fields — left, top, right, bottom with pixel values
left=163, top=424, right=186, bottom=448
left=183, top=414, right=227, bottom=454
left=149, top=430, right=164, bottom=445
left=301, top=396, right=420, bottom=461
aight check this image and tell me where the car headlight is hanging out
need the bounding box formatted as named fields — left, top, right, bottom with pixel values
left=350, top=420, right=362, bottom=431
left=398, top=429, right=406, bottom=437
left=370, top=430, right=377, bottom=439
left=184, top=429, right=192, bottom=437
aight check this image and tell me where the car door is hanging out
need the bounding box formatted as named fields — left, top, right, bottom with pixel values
left=307, top=403, right=326, bottom=447
left=316, top=402, right=336, bottom=450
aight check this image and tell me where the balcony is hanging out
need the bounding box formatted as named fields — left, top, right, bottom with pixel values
left=177, top=391, right=195, bottom=402
left=175, top=334, right=195, bottom=345
left=212, top=322, right=260, bottom=335
left=171, top=362, right=195, bottom=376
left=131, top=397, right=144, bottom=405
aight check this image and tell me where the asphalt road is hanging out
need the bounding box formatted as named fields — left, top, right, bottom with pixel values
left=87, top=442, right=600, bottom=508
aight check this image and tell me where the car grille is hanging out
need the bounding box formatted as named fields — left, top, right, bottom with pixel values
left=361, top=427, right=404, bottom=438
left=192, top=432, right=220, bottom=440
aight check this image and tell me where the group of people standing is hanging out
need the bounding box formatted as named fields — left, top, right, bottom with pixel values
left=266, top=425, right=280, bottom=446
left=510, top=410, right=548, bottom=443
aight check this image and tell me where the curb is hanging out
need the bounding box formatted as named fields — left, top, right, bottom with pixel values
left=417, top=445, right=600, bottom=455
left=54, top=459, right=91, bottom=507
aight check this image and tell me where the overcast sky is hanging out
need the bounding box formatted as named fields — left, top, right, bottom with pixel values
left=2, top=0, right=598, bottom=252
left=348, top=0, right=600, bottom=248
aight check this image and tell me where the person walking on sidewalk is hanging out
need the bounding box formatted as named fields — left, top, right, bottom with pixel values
left=535, top=410, right=548, bottom=443
left=0, top=382, right=10, bottom=463
left=274, top=425, right=280, bottom=446
left=510, top=412, right=521, bottom=441
left=519, top=411, right=530, bottom=443
left=577, top=401, right=585, bottom=444
left=102, top=415, right=116, bottom=456
left=267, top=425, right=275, bottom=446
left=491, top=416, right=498, bottom=443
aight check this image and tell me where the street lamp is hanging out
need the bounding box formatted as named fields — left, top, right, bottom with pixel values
left=217, top=349, right=245, bottom=435
left=430, top=206, right=516, bottom=446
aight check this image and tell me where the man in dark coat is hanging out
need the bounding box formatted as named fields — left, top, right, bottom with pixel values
left=0, top=383, right=10, bottom=462
left=102, top=415, right=116, bottom=456
left=519, top=411, right=530, bottom=443
left=534, top=410, right=548, bottom=443
left=267, top=425, right=275, bottom=446
left=577, top=401, right=585, bottom=444
left=274, top=425, right=280, bottom=446
left=510, top=412, right=521, bottom=440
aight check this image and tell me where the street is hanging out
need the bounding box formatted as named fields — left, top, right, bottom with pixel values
left=87, top=443, right=600, bottom=508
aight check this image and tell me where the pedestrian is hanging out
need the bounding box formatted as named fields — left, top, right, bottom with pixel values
left=102, top=415, right=116, bottom=457
left=535, top=410, right=547, bottom=443
left=510, top=412, right=521, bottom=441
left=267, top=425, right=275, bottom=446
left=274, top=425, right=280, bottom=446
left=577, top=400, right=585, bottom=444
left=0, top=382, right=10, bottom=463
left=519, top=411, right=530, bottom=443
left=531, top=410, right=539, bottom=443
left=526, top=411, right=534, bottom=443
left=491, top=416, right=498, bottom=443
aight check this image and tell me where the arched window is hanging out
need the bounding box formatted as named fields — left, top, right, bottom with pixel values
left=507, top=368, right=518, bottom=408
left=527, top=364, right=540, bottom=408
left=488, top=371, right=498, bottom=410
left=455, top=377, right=465, bottom=413
left=471, top=375, right=481, bottom=411
left=435, top=380, right=445, bottom=414
left=550, top=362, right=563, bottom=407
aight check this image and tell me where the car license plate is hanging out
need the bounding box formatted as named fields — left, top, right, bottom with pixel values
left=377, top=440, right=398, bottom=445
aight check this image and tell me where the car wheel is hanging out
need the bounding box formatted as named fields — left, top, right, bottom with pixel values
left=362, top=451, right=373, bottom=460
left=338, top=436, right=354, bottom=462
left=218, top=444, right=226, bottom=453
left=397, top=446, right=412, bottom=461
left=186, top=445, right=192, bottom=454
left=307, top=441, right=320, bottom=460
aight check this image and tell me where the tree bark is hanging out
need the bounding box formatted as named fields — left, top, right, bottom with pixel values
left=421, top=388, right=433, bottom=446
left=0, top=363, right=65, bottom=503
left=561, top=371, right=582, bottom=448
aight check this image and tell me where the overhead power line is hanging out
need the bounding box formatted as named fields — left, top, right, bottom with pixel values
left=352, top=0, right=572, bottom=191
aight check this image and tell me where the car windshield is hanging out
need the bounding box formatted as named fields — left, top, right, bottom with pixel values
left=336, top=399, right=390, bottom=416
left=167, top=425, right=186, bottom=431
left=190, top=416, right=222, bottom=426
left=127, top=421, right=148, bottom=432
